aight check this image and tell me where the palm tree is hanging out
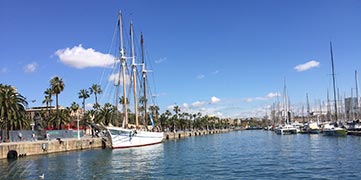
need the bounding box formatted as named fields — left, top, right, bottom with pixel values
left=84, top=109, right=96, bottom=123
left=96, top=103, right=115, bottom=125
left=50, top=76, right=65, bottom=129
left=149, top=105, right=160, bottom=119
left=119, top=96, right=129, bottom=105
left=89, top=84, right=102, bottom=109
left=149, top=105, right=160, bottom=126
left=43, top=88, right=53, bottom=117
left=44, top=88, right=53, bottom=107
left=173, top=105, right=181, bottom=131
left=119, top=96, right=130, bottom=121
left=42, top=95, right=52, bottom=114
left=70, top=102, right=80, bottom=115
left=59, top=108, right=72, bottom=129
left=70, top=102, right=80, bottom=129
left=0, top=84, right=28, bottom=141
left=78, top=89, right=90, bottom=113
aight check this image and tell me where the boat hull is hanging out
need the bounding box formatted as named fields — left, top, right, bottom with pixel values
left=275, top=128, right=298, bottom=135
left=323, top=128, right=347, bottom=136
left=308, top=129, right=321, bottom=134
left=106, top=127, right=164, bottom=148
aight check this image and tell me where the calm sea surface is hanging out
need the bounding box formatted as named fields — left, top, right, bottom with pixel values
left=1, top=130, right=361, bottom=179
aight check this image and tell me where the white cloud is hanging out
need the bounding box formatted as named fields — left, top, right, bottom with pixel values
left=55, top=44, right=116, bottom=69
left=210, top=96, right=220, bottom=104
left=108, top=73, right=131, bottom=85
left=155, top=57, right=167, bottom=64
left=215, top=112, right=223, bottom=117
left=244, top=98, right=253, bottom=103
left=86, top=103, right=94, bottom=109
left=0, top=67, right=8, bottom=74
left=24, top=62, right=37, bottom=73
left=294, top=60, right=320, bottom=72
left=182, top=103, right=189, bottom=109
left=192, top=101, right=205, bottom=107
left=213, top=70, right=220, bottom=74
left=245, top=92, right=280, bottom=103
left=197, top=74, right=205, bottom=79
left=265, top=92, right=280, bottom=98
left=167, top=105, right=175, bottom=110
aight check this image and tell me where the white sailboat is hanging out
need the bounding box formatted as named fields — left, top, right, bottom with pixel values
left=322, top=42, right=347, bottom=136
left=275, top=80, right=298, bottom=135
left=106, top=11, right=163, bottom=148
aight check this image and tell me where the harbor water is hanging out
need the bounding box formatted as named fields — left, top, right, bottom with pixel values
left=1, top=130, right=361, bottom=179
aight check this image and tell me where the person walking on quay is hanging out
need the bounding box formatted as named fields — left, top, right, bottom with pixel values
left=18, top=132, right=23, bottom=141
left=32, top=133, right=36, bottom=141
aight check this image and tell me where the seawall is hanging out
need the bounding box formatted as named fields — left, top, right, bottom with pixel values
left=0, top=137, right=103, bottom=159
left=1, top=128, right=241, bottom=159
left=164, top=129, right=235, bottom=140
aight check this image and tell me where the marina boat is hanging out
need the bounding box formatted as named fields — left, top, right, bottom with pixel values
left=307, top=122, right=321, bottom=134
left=323, top=123, right=347, bottom=136
left=275, top=79, right=298, bottom=135
left=322, top=42, right=346, bottom=137
left=275, top=124, right=298, bottom=135
left=105, top=11, right=163, bottom=148
left=346, top=121, right=361, bottom=131
left=107, top=126, right=163, bottom=148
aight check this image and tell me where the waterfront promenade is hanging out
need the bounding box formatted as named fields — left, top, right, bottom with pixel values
left=0, top=128, right=238, bottom=159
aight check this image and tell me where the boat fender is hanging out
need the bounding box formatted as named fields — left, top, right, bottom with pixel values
left=42, top=143, right=47, bottom=152
left=7, top=150, right=18, bottom=160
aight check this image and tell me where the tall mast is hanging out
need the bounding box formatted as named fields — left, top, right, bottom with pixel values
left=141, top=33, right=148, bottom=127
left=327, top=89, right=331, bottom=121
left=115, top=12, right=122, bottom=114
left=283, top=78, right=288, bottom=124
left=277, top=95, right=280, bottom=125
left=351, top=88, right=354, bottom=120
left=330, top=42, right=338, bottom=123
left=319, top=100, right=322, bottom=123
left=306, top=93, right=310, bottom=122
left=355, top=70, right=359, bottom=119
left=130, top=21, right=139, bottom=128
left=117, top=11, right=128, bottom=127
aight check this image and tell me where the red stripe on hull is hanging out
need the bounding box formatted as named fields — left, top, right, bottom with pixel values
left=112, top=141, right=163, bottom=149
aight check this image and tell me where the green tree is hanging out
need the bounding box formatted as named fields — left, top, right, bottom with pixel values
left=48, top=108, right=72, bottom=129
left=96, top=103, right=115, bottom=125
left=0, top=84, right=28, bottom=141
left=89, top=84, right=102, bottom=109
left=78, top=89, right=90, bottom=113
left=119, top=96, right=129, bottom=105
left=43, top=88, right=53, bottom=117
left=42, top=95, right=52, bottom=109
left=50, top=76, right=65, bottom=129
left=173, top=105, right=181, bottom=131
left=70, top=102, right=80, bottom=115
left=44, top=88, right=53, bottom=107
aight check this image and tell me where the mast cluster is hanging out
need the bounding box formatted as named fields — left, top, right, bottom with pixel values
left=115, top=11, right=151, bottom=129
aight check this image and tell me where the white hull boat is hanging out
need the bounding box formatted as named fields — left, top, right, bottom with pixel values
left=107, top=126, right=163, bottom=149
left=275, top=124, right=298, bottom=135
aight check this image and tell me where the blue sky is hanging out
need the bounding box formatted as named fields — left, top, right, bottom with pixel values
left=1, top=0, right=361, bottom=118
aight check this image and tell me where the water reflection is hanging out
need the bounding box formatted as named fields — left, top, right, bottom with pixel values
left=2, top=132, right=361, bottom=179
left=109, top=144, right=164, bottom=178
